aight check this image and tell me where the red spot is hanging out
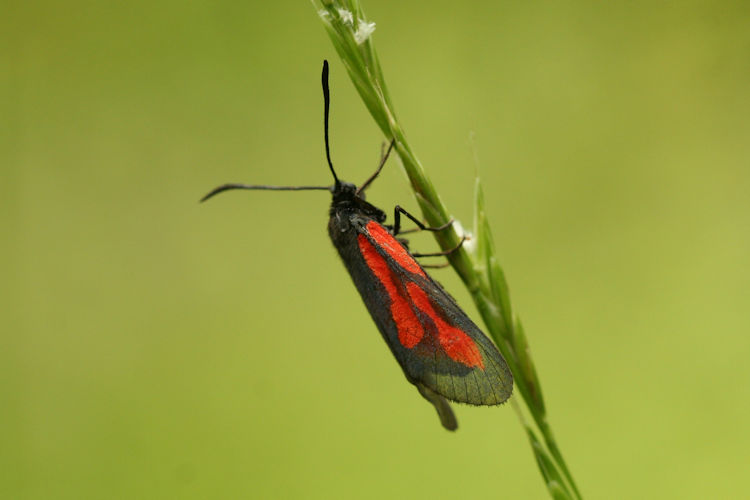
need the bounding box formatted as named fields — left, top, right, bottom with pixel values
left=359, top=235, right=423, bottom=348
left=406, top=282, right=484, bottom=369
left=358, top=229, right=484, bottom=369
left=365, top=221, right=425, bottom=276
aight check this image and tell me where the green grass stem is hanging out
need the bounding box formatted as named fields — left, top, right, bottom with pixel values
left=315, top=1, right=582, bottom=497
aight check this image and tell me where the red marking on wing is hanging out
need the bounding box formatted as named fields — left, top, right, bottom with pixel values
left=358, top=228, right=484, bottom=369
left=359, top=235, right=423, bottom=348
left=365, top=221, right=425, bottom=277
left=405, top=282, right=484, bottom=369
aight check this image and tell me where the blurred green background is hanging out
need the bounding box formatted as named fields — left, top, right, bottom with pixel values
left=3, top=1, right=749, bottom=498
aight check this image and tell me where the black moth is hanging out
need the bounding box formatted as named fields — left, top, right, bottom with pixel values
left=202, top=61, right=513, bottom=430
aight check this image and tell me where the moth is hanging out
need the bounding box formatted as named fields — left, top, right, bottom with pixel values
left=202, top=61, right=513, bottom=430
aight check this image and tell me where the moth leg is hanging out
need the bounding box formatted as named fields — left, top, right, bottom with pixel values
left=411, top=236, right=466, bottom=258
left=397, top=226, right=443, bottom=235
left=416, top=383, right=458, bottom=431
left=356, top=139, right=396, bottom=195
left=420, top=261, right=452, bottom=269
left=393, top=205, right=453, bottom=236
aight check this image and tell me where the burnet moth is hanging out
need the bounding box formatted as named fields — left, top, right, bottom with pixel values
left=202, top=61, right=513, bottom=430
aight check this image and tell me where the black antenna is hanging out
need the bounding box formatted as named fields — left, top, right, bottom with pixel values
left=322, top=60, right=340, bottom=186
left=200, top=62, right=341, bottom=203
left=200, top=183, right=329, bottom=203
